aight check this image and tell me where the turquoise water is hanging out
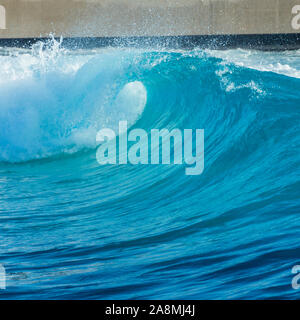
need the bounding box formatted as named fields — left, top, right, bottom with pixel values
left=0, top=39, right=300, bottom=299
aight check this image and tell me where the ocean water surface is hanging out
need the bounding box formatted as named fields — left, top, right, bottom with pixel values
left=0, top=39, right=300, bottom=299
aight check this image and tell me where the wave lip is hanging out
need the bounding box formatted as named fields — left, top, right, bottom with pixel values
left=0, top=44, right=147, bottom=163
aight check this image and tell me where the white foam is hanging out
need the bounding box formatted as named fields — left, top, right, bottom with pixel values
left=0, top=39, right=147, bottom=162
left=206, top=48, right=300, bottom=79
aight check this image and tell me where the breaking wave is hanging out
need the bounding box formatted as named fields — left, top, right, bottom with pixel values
left=0, top=38, right=300, bottom=299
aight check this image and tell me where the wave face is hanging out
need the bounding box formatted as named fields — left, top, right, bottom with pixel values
left=0, top=40, right=300, bottom=299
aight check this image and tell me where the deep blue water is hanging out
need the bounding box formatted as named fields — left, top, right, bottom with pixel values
left=0, top=41, right=300, bottom=299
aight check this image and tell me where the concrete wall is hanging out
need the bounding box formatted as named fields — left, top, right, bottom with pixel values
left=0, top=0, right=299, bottom=39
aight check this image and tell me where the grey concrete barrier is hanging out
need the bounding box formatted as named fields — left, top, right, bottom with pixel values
left=0, top=0, right=300, bottom=48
